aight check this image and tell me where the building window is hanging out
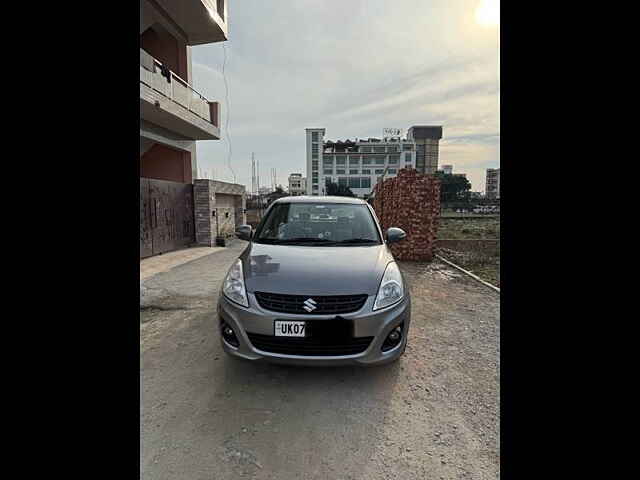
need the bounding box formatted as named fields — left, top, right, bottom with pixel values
left=405, top=153, right=412, bottom=162
left=312, top=185, right=318, bottom=190
left=312, top=132, right=319, bottom=141
left=388, top=155, right=399, bottom=164
left=336, top=169, right=345, bottom=174
left=388, top=168, right=397, bottom=174
left=349, top=169, right=359, bottom=175
left=312, top=161, right=318, bottom=169
left=375, top=158, right=385, bottom=165
left=374, top=146, right=386, bottom=153
left=336, top=155, right=346, bottom=164
left=387, top=146, right=399, bottom=153
left=403, top=144, right=414, bottom=151
left=361, top=177, right=371, bottom=188
left=375, top=169, right=385, bottom=174
left=323, top=158, right=334, bottom=165
left=349, top=156, right=360, bottom=164
left=362, top=169, right=371, bottom=174
left=312, top=153, right=318, bottom=159
left=361, top=146, right=372, bottom=153
left=323, top=169, right=333, bottom=175
left=338, top=177, right=348, bottom=187
left=362, top=156, right=373, bottom=165
left=348, top=177, right=360, bottom=188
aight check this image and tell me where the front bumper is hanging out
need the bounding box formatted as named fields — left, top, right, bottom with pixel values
left=217, top=291, right=411, bottom=366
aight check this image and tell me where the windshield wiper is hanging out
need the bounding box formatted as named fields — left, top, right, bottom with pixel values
left=279, top=237, right=334, bottom=244
left=333, top=238, right=379, bottom=244
left=257, top=237, right=333, bottom=244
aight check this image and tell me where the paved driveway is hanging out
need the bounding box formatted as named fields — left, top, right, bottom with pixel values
left=140, top=240, right=500, bottom=479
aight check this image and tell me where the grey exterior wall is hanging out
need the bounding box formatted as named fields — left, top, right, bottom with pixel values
left=194, top=179, right=246, bottom=246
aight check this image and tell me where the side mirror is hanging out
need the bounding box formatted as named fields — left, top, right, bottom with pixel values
left=386, top=227, right=406, bottom=244
left=236, top=225, right=253, bottom=241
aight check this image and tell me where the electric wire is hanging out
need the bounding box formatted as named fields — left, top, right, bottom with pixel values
left=222, top=42, right=236, bottom=183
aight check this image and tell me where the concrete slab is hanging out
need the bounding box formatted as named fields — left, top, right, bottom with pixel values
left=140, top=246, right=224, bottom=281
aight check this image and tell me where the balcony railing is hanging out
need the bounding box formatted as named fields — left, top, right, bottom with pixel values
left=140, top=48, right=218, bottom=127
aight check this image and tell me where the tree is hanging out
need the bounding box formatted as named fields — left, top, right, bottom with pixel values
left=325, top=180, right=355, bottom=197
left=435, top=173, right=472, bottom=204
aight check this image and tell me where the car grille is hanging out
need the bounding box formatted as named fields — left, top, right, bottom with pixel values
left=254, top=292, right=368, bottom=314
left=246, top=332, right=374, bottom=356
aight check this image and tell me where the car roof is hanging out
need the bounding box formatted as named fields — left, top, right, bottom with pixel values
left=272, top=195, right=367, bottom=205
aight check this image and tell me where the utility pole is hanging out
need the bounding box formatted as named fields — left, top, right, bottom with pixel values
left=251, top=154, right=254, bottom=195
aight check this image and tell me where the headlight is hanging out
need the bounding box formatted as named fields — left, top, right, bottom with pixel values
left=222, top=259, right=249, bottom=307
left=373, top=262, right=404, bottom=311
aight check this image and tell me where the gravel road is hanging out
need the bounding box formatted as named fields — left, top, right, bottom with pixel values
left=140, top=240, right=500, bottom=479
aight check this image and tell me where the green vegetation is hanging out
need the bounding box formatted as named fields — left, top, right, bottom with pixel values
left=437, top=218, right=500, bottom=240
left=325, top=180, right=356, bottom=197
left=434, top=172, right=472, bottom=203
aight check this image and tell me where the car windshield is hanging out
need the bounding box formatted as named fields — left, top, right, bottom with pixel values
left=254, top=202, right=381, bottom=245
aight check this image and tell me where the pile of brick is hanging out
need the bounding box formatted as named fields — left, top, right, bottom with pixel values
left=372, top=168, right=440, bottom=261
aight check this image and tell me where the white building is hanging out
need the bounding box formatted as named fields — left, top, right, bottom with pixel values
left=288, top=173, right=306, bottom=196
left=441, top=165, right=453, bottom=175
left=305, top=128, right=420, bottom=197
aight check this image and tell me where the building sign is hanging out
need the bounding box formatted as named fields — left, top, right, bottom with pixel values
left=383, top=128, right=402, bottom=139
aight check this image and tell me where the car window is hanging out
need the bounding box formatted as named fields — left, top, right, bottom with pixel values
left=254, top=203, right=381, bottom=245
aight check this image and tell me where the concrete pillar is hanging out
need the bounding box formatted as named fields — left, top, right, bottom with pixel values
left=194, top=179, right=216, bottom=246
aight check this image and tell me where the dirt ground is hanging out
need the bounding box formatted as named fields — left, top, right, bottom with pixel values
left=140, top=240, right=500, bottom=479
left=437, top=218, right=500, bottom=287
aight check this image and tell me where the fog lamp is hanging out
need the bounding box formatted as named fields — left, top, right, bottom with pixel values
left=382, top=325, right=403, bottom=352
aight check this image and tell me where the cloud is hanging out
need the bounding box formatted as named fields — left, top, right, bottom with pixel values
left=191, top=0, right=499, bottom=191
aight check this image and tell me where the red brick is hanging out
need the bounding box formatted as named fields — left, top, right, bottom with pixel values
left=372, top=168, right=440, bottom=261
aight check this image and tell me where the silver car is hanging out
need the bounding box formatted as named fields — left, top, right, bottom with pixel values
left=217, top=196, right=411, bottom=366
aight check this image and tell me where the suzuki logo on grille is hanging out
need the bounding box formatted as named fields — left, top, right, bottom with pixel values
left=303, top=298, right=317, bottom=312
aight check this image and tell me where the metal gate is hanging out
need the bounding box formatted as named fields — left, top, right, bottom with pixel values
left=140, top=178, right=195, bottom=259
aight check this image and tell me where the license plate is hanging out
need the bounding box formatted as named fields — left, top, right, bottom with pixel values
left=274, top=321, right=306, bottom=337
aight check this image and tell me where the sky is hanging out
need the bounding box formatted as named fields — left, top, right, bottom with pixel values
left=191, top=0, right=499, bottom=193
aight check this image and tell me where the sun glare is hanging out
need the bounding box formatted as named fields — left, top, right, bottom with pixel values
left=475, top=0, right=500, bottom=27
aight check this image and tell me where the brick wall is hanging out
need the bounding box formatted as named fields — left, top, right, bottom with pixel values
left=372, top=168, right=440, bottom=261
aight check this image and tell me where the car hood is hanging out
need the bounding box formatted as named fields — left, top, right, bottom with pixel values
left=241, top=242, right=394, bottom=296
